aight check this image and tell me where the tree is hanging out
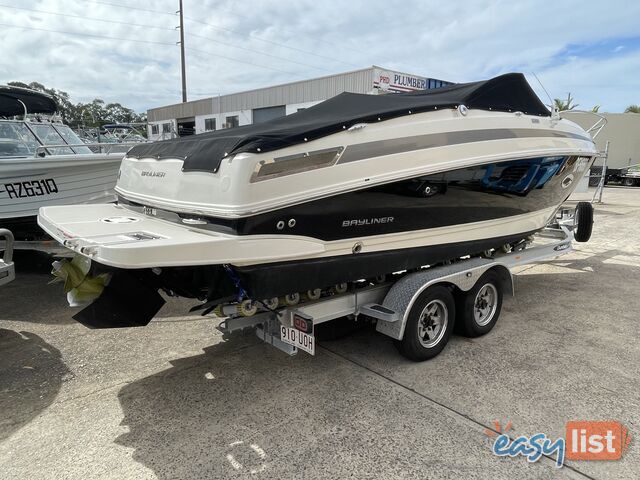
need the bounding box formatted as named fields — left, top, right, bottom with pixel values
left=554, top=93, right=578, bottom=111
left=6, top=81, right=146, bottom=127
left=591, top=105, right=600, bottom=113
left=625, top=105, right=640, bottom=113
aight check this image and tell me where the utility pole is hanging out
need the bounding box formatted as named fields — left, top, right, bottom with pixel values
left=178, top=0, right=187, bottom=102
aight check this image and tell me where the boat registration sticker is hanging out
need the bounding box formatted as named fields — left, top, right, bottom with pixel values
left=280, top=326, right=315, bottom=355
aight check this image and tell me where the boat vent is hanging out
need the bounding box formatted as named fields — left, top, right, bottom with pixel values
left=498, top=165, right=530, bottom=182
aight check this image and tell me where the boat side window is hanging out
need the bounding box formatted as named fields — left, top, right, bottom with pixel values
left=29, top=124, right=74, bottom=155
left=52, top=125, right=93, bottom=154
left=0, top=122, right=39, bottom=156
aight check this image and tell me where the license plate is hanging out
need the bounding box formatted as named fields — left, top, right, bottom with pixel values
left=280, top=326, right=315, bottom=355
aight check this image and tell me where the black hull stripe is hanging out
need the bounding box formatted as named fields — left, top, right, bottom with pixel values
left=338, top=128, right=592, bottom=164
left=233, top=230, right=537, bottom=299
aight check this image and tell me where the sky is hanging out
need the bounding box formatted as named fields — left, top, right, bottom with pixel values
left=0, top=0, right=638, bottom=114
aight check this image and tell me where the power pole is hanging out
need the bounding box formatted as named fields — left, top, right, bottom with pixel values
left=178, top=0, right=187, bottom=102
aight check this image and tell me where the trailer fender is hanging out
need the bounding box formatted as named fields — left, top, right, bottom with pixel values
left=376, top=259, right=513, bottom=341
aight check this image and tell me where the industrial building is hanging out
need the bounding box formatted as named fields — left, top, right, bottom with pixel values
left=146, top=65, right=452, bottom=140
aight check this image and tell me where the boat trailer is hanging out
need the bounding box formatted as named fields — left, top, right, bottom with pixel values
left=217, top=205, right=590, bottom=361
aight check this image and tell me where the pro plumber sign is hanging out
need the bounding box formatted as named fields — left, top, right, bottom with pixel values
left=373, top=69, right=428, bottom=93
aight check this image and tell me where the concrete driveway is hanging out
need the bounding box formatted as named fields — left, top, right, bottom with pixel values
left=1, top=187, right=639, bottom=479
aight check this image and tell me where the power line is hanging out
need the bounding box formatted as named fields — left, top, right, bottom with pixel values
left=184, top=2, right=371, bottom=57
left=75, top=0, right=361, bottom=70
left=0, top=3, right=175, bottom=31
left=0, top=23, right=177, bottom=46
left=185, top=46, right=301, bottom=77
left=185, top=16, right=360, bottom=69
left=84, top=0, right=176, bottom=16
left=185, top=32, right=331, bottom=73
left=1, top=2, right=338, bottom=73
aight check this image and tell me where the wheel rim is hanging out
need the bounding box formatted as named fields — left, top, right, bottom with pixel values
left=417, top=299, right=448, bottom=348
left=473, top=283, right=498, bottom=327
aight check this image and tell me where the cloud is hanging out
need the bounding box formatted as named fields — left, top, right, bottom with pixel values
left=0, top=0, right=638, bottom=113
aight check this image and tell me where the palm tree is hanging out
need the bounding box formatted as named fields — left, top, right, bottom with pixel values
left=554, top=93, right=579, bottom=111
left=591, top=105, right=600, bottom=113
left=625, top=105, right=640, bottom=113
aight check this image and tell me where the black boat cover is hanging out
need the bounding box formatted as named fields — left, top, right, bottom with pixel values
left=0, top=85, right=57, bottom=117
left=130, top=73, right=550, bottom=173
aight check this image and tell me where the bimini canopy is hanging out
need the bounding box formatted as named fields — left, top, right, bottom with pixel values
left=0, top=85, right=57, bottom=117
left=129, top=72, right=550, bottom=173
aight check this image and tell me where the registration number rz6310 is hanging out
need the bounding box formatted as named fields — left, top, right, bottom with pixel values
left=4, top=179, right=59, bottom=199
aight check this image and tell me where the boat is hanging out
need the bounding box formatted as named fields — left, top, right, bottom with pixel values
left=0, top=85, right=125, bottom=239
left=37, top=73, right=599, bottom=327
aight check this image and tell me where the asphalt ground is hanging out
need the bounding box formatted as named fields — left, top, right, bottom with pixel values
left=1, top=186, right=639, bottom=479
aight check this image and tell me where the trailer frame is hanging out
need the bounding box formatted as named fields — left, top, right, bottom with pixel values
left=217, top=208, right=579, bottom=359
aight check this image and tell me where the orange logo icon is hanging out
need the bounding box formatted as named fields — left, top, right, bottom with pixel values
left=565, top=421, right=631, bottom=461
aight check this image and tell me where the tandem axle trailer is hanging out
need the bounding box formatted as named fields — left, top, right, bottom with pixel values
left=217, top=204, right=593, bottom=361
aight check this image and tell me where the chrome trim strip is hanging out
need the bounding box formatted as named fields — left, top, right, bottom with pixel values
left=250, top=146, right=343, bottom=183
left=338, top=128, right=592, bottom=164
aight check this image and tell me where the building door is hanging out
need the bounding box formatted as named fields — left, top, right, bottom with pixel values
left=177, top=117, right=196, bottom=136
left=252, top=105, right=286, bottom=124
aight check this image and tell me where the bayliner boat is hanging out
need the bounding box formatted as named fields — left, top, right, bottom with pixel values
left=38, top=73, right=598, bottom=327
left=0, top=85, right=124, bottom=239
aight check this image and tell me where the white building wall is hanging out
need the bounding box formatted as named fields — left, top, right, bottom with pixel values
left=147, top=119, right=177, bottom=141
left=194, top=110, right=253, bottom=134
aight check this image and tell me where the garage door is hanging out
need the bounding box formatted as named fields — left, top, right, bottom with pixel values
left=253, top=105, right=286, bottom=124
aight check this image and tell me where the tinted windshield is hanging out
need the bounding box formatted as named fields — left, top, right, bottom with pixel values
left=53, top=125, right=92, bottom=154
left=0, top=121, right=40, bottom=156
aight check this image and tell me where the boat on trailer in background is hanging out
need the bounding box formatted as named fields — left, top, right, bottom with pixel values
left=39, top=73, right=599, bottom=359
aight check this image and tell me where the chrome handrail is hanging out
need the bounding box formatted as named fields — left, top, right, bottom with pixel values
left=34, top=142, right=144, bottom=157
left=559, top=110, right=608, bottom=140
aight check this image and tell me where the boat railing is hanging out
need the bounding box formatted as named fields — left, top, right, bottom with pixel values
left=34, top=142, right=143, bottom=157
left=559, top=110, right=607, bottom=140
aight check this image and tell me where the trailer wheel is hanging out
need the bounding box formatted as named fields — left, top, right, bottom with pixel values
left=623, top=177, right=636, bottom=187
left=574, top=201, right=593, bottom=243
left=456, top=271, right=503, bottom=337
left=396, top=285, right=455, bottom=361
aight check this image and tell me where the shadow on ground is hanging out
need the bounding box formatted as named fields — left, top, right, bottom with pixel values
left=114, top=246, right=640, bottom=479
left=0, top=329, right=70, bottom=442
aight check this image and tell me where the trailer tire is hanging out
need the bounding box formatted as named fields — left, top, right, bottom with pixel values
left=396, top=285, right=454, bottom=361
left=574, top=202, right=593, bottom=243
left=456, top=271, right=503, bottom=337
left=623, top=177, right=636, bottom=187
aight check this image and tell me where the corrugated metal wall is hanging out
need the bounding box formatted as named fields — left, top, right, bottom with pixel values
left=149, top=68, right=374, bottom=122
left=148, top=97, right=214, bottom=122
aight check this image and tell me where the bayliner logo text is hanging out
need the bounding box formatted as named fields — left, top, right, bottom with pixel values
left=141, top=171, right=166, bottom=178
left=342, top=217, right=394, bottom=227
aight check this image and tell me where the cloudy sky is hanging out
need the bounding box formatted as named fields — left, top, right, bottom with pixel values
left=1, top=0, right=638, bottom=114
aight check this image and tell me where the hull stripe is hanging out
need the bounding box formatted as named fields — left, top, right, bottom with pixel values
left=338, top=128, right=592, bottom=164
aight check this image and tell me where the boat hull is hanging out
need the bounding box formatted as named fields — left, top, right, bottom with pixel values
left=1, top=154, right=121, bottom=237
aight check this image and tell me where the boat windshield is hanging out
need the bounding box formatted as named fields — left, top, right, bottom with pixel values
left=29, top=124, right=76, bottom=155
left=0, top=121, right=94, bottom=157
left=0, top=121, right=40, bottom=157
left=52, top=124, right=93, bottom=154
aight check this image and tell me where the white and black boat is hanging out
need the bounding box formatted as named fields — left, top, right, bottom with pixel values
left=38, top=73, right=598, bottom=327
left=0, top=85, right=124, bottom=239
